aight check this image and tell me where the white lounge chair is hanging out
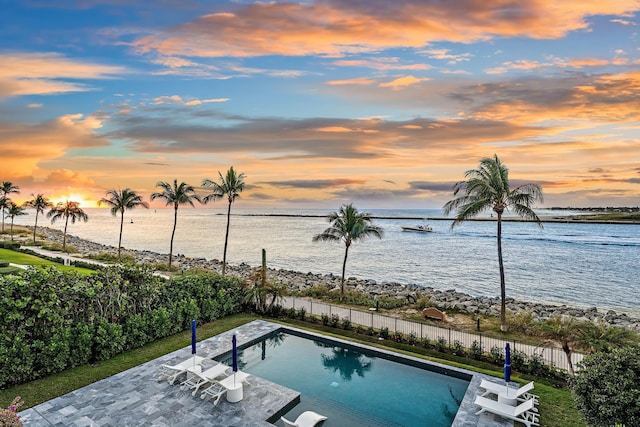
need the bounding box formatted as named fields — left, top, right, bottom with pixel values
left=180, top=363, right=230, bottom=396
left=199, top=382, right=227, bottom=406
left=281, top=411, right=328, bottom=427
left=474, top=395, right=539, bottom=427
left=157, top=355, right=204, bottom=385
left=480, top=379, right=539, bottom=404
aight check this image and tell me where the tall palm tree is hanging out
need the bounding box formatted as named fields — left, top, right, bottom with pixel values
left=98, top=188, right=149, bottom=260
left=150, top=180, right=201, bottom=270
left=313, top=203, right=383, bottom=296
left=5, top=202, right=27, bottom=240
left=443, top=154, right=543, bottom=332
left=1, top=181, right=20, bottom=233
left=47, top=201, right=89, bottom=251
left=202, top=166, right=246, bottom=275
left=23, top=193, right=53, bottom=243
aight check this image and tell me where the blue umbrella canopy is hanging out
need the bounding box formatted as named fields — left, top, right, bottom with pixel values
left=504, top=342, right=512, bottom=384
left=191, top=320, right=197, bottom=355
left=232, top=334, right=238, bottom=373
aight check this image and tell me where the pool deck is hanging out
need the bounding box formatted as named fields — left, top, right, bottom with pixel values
left=20, top=320, right=514, bottom=427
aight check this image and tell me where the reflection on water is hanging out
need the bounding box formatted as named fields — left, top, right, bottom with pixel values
left=319, top=345, right=372, bottom=381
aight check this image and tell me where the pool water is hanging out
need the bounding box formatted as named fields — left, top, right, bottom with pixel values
left=218, top=330, right=469, bottom=426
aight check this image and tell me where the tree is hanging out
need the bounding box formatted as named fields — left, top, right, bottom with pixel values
left=202, top=166, right=245, bottom=275
left=312, top=203, right=383, bottom=296
left=1, top=181, right=20, bottom=234
left=5, top=202, right=27, bottom=240
left=98, top=188, right=149, bottom=261
left=23, top=193, right=53, bottom=243
left=443, top=154, right=543, bottom=332
left=150, top=180, right=201, bottom=270
left=572, top=346, right=640, bottom=426
left=47, top=201, right=89, bottom=251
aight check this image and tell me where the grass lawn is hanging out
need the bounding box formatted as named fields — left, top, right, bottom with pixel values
left=0, top=314, right=586, bottom=427
left=0, top=248, right=95, bottom=275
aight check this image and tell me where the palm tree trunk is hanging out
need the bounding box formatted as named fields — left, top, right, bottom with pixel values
left=1, top=208, right=4, bottom=233
left=497, top=212, right=507, bottom=332
left=222, top=201, right=232, bottom=275
left=33, top=211, right=39, bottom=243
left=118, top=210, right=124, bottom=261
left=63, top=215, right=69, bottom=251
left=563, top=342, right=575, bottom=376
left=169, top=205, right=178, bottom=270
left=340, top=243, right=350, bottom=296
left=10, top=218, right=14, bottom=240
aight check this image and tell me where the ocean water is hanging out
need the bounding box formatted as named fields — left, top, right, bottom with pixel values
left=12, top=208, right=640, bottom=316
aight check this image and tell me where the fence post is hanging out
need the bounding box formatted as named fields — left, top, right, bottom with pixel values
left=292, top=297, right=295, bottom=310
left=310, top=300, right=313, bottom=315
left=448, top=328, right=451, bottom=348
left=371, top=312, right=374, bottom=328
left=329, top=304, right=332, bottom=316
left=349, top=308, right=352, bottom=321
left=395, top=318, right=397, bottom=332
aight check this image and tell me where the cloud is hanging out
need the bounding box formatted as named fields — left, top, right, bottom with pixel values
left=260, top=179, right=366, bottom=189
left=333, top=58, right=431, bottom=71
left=379, top=75, right=426, bottom=89
left=27, top=103, right=43, bottom=108
left=326, top=77, right=376, bottom=86
left=152, top=95, right=230, bottom=105
left=409, top=181, right=456, bottom=192
left=0, top=52, right=126, bottom=99
left=131, top=1, right=640, bottom=59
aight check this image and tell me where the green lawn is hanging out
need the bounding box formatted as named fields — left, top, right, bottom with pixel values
left=0, top=314, right=586, bottom=427
left=0, top=248, right=95, bottom=275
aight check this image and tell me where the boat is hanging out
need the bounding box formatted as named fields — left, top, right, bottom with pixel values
left=401, top=225, right=433, bottom=232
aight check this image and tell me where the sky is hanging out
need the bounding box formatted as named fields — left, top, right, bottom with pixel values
left=1, top=0, right=640, bottom=210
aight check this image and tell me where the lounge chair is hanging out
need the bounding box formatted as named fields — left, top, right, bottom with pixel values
left=281, top=411, right=328, bottom=427
left=480, top=379, right=539, bottom=404
left=180, top=363, right=230, bottom=396
left=157, top=355, right=204, bottom=385
left=474, top=395, right=539, bottom=427
left=199, top=382, right=227, bottom=406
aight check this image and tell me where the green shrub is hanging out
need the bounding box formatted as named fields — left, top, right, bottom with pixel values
left=436, top=336, right=447, bottom=352
left=379, top=327, right=390, bottom=339
left=490, top=345, right=504, bottom=364
left=0, top=241, right=20, bottom=249
left=470, top=340, right=483, bottom=360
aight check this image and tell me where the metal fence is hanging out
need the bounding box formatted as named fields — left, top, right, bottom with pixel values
left=283, top=296, right=583, bottom=373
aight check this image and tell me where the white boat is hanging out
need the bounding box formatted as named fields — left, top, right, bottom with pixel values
left=401, top=225, right=433, bottom=232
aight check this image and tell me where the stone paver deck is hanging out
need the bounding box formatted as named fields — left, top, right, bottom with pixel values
left=20, top=319, right=518, bottom=427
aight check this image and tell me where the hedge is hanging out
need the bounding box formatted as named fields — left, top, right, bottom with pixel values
left=0, top=266, right=244, bottom=388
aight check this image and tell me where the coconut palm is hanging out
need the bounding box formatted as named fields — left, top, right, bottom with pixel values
left=98, top=188, right=149, bottom=261
left=47, top=200, right=89, bottom=251
left=1, top=181, right=20, bottom=233
left=5, top=202, right=27, bottom=240
left=150, top=180, right=201, bottom=270
left=202, top=166, right=245, bottom=275
left=23, top=193, right=53, bottom=243
left=313, top=203, right=384, bottom=296
left=443, top=154, right=543, bottom=332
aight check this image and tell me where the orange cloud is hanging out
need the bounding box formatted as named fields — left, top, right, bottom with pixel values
left=379, top=75, right=426, bottom=89
left=132, top=1, right=640, bottom=58
left=0, top=52, right=125, bottom=99
left=326, top=77, right=375, bottom=86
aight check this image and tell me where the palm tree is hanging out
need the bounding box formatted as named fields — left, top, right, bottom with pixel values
left=443, top=154, right=543, bottom=332
left=202, top=166, right=245, bottom=275
left=47, top=201, right=89, bottom=251
left=98, top=188, right=149, bottom=260
left=5, top=202, right=27, bottom=240
left=23, top=193, right=53, bottom=243
left=150, top=180, right=201, bottom=270
left=1, top=181, right=20, bottom=233
left=313, top=203, right=384, bottom=296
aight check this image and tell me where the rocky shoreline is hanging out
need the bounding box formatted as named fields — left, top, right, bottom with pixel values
left=33, top=226, right=640, bottom=330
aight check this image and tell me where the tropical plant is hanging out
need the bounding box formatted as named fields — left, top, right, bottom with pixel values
left=443, top=154, right=543, bottom=332
left=46, top=201, right=89, bottom=251
left=312, top=203, right=383, bottom=296
left=150, top=180, right=201, bottom=270
left=572, top=346, right=640, bottom=426
left=5, top=202, right=27, bottom=240
left=98, top=188, right=149, bottom=260
left=202, top=166, right=245, bottom=275
left=539, top=316, right=584, bottom=376
left=1, top=181, right=20, bottom=233
left=576, top=322, right=638, bottom=354
left=23, top=193, right=53, bottom=243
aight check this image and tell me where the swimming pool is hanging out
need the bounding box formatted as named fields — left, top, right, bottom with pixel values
left=217, top=329, right=470, bottom=426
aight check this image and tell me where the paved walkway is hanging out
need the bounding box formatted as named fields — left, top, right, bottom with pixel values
left=284, top=296, right=583, bottom=372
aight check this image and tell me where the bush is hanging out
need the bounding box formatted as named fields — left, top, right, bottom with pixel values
left=572, top=346, right=640, bottom=426
left=490, top=345, right=504, bottom=364
left=436, top=336, right=447, bottom=352
left=470, top=340, right=483, bottom=360
left=321, top=313, right=330, bottom=326
left=329, top=314, right=340, bottom=328
left=511, top=348, right=527, bottom=371
left=341, top=317, right=351, bottom=330
left=0, top=241, right=20, bottom=249
left=0, top=396, right=24, bottom=426
left=379, top=327, right=389, bottom=339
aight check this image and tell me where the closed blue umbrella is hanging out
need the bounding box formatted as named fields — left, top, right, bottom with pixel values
left=191, top=320, right=197, bottom=368
left=504, top=342, right=512, bottom=384
left=232, top=334, right=239, bottom=386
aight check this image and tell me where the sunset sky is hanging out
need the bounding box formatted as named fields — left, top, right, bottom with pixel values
left=2, top=0, right=640, bottom=209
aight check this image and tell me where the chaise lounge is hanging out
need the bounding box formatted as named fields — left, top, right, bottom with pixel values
left=474, top=395, right=539, bottom=427
left=281, top=411, right=328, bottom=427
left=157, top=356, right=205, bottom=385
left=480, top=379, right=539, bottom=405
left=180, top=363, right=230, bottom=396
